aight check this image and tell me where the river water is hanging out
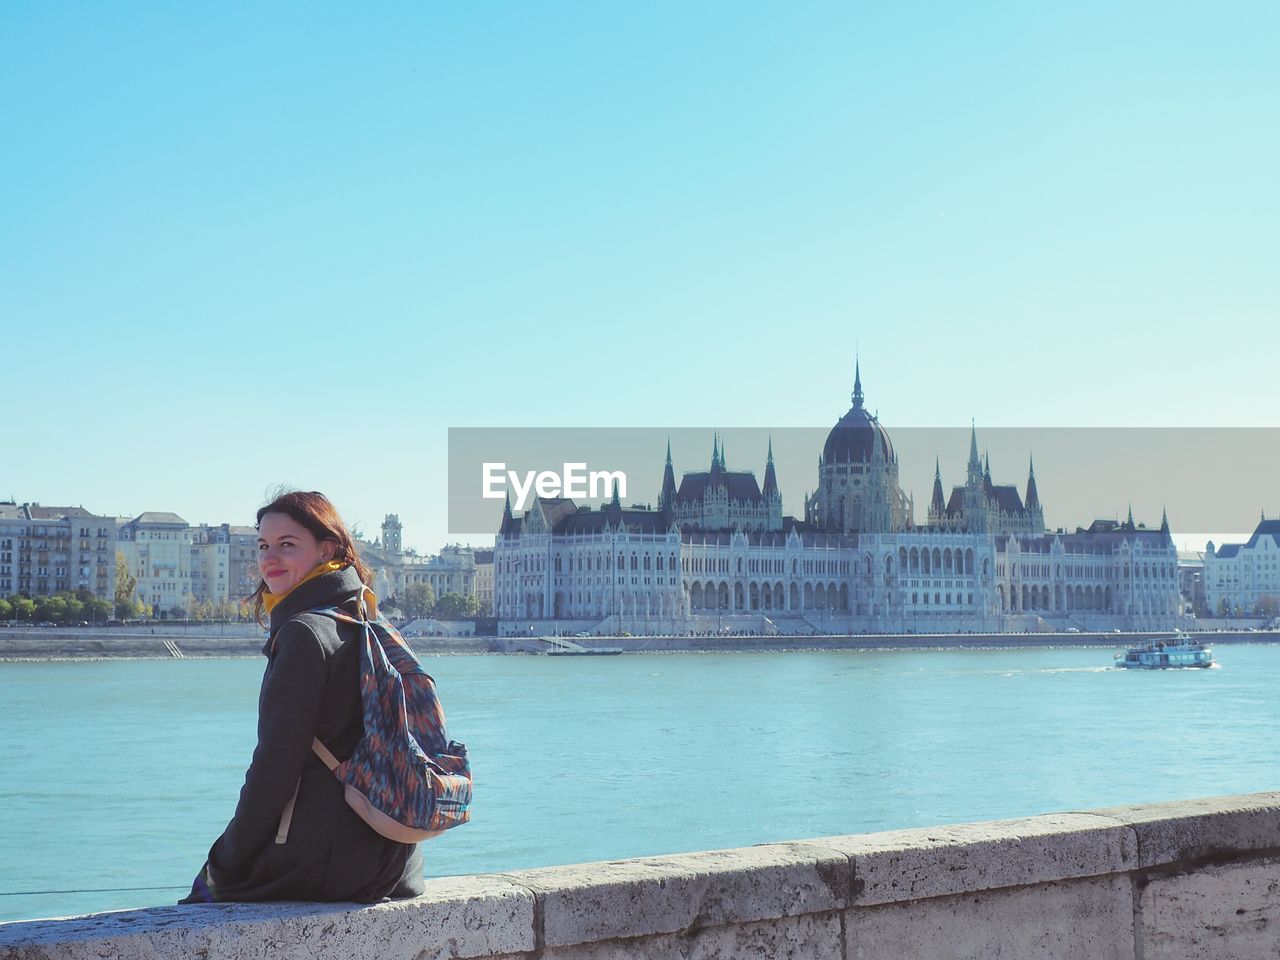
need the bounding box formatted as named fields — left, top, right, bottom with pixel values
left=1, top=644, right=1275, bottom=922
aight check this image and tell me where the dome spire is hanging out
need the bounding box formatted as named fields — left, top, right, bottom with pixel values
left=851, top=353, right=864, bottom=409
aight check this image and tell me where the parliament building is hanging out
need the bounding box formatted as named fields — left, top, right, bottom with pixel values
left=494, top=364, right=1181, bottom=635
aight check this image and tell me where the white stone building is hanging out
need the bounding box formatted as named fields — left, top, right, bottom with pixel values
left=1203, top=517, right=1280, bottom=617
left=116, top=512, right=193, bottom=616
left=494, top=364, right=1182, bottom=635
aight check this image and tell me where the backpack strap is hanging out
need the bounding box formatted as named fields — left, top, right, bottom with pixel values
left=312, top=737, right=340, bottom=771
left=274, top=593, right=374, bottom=845
left=275, top=780, right=301, bottom=844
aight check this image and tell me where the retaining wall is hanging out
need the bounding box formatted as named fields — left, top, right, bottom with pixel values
left=4, top=792, right=1279, bottom=959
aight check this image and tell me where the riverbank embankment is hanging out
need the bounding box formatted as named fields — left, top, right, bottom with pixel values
left=1, top=629, right=1275, bottom=660
left=3, top=791, right=1277, bottom=959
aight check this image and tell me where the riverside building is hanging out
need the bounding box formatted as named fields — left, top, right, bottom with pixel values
left=359, top=515, right=481, bottom=607
left=0, top=502, right=116, bottom=599
left=190, top=523, right=259, bottom=608
left=116, top=513, right=194, bottom=616
left=494, top=364, right=1181, bottom=635
left=1203, top=516, right=1280, bottom=617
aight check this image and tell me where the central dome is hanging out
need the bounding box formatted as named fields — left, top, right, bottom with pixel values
left=823, top=403, right=894, bottom=464
left=822, top=361, right=894, bottom=464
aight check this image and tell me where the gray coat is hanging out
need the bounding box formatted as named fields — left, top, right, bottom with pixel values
left=181, top=567, right=425, bottom=903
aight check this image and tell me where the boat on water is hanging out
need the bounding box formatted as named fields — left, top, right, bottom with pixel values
left=538, top=637, right=625, bottom=656
left=1114, top=632, right=1213, bottom=669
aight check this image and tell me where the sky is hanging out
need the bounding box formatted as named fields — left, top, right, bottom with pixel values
left=2, top=2, right=1277, bottom=554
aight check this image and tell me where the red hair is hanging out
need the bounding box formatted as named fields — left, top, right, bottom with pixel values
left=250, top=489, right=372, bottom=622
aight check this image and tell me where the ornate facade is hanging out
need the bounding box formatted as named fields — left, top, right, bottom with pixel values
left=494, top=363, right=1181, bottom=634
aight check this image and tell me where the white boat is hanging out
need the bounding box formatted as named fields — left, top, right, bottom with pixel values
left=1114, top=632, right=1213, bottom=669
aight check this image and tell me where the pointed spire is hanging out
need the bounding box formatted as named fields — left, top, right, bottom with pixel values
left=660, top=438, right=677, bottom=512
left=610, top=478, right=622, bottom=509
left=1126, top=503, right=1134, bottom=528
left=762, top=436, right=779, bottom=499
left=967, top=420, right=981, bottom=475
left=499, top=491, right=515, bottom=535
left=851, top=354, right=864, bottom=409
left=930, top=456, right=946, bottom=515
left=1160, top=505, right=1169, bottom=534
left=1025, top=453, right=1039, bottom=509
left=709, top=432, right=724, bottom=487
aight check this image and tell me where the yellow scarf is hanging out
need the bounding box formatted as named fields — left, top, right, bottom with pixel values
left=262, top=560, right=347, bottom=615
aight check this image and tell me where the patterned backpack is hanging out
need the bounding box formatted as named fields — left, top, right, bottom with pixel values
left=275, top=591, right=472, bottom=846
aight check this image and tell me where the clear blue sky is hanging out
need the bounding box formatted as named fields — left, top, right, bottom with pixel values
left=3, top=2, right=1276, bottom=552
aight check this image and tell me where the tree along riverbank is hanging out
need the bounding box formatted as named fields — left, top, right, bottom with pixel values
left=1, top=629, right=1276, bottom=660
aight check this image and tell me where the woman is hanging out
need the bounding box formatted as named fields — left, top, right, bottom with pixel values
left=181, top=490, right=424, bottom=904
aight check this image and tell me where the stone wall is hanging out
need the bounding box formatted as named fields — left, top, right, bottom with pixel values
left=3, top=793, right=1278, bottom=959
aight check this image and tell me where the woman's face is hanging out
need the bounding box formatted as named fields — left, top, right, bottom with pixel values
left=257, top=512, right=336, bottom=595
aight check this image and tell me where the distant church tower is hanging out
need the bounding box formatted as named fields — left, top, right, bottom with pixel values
left=381, top=514, right=403, bottom=555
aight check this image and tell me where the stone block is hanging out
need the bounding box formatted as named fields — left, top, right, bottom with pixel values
left=502, top=842, right=850, bottom=948
left=846, top=875, right=1135, bottom=960
left=540, top=911, right=843, bottom=960
left=1140, top=858, right=1280, bottom=960
left=812, top=812, right=1135, bottom=905
left=1092, top=792, right=1280, bottom=869
left=0, top=875, right=535, bottom=960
